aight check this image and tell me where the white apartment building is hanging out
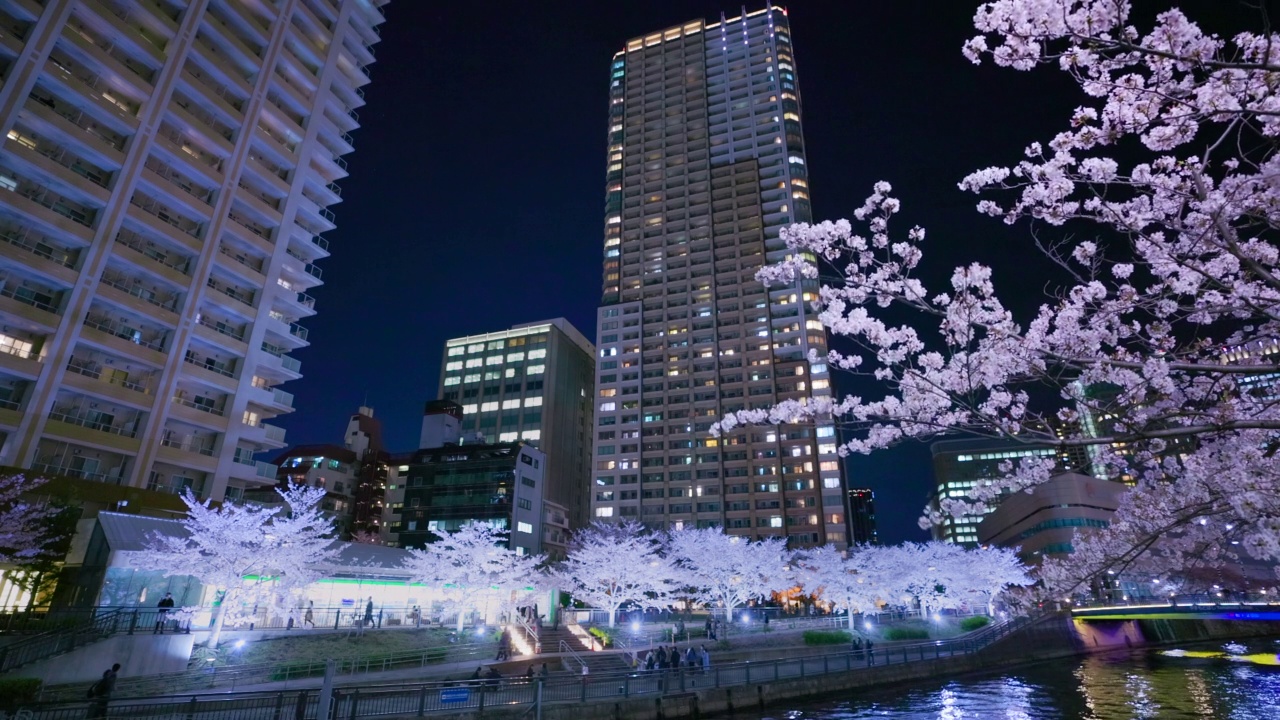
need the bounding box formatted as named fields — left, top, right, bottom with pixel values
left=0, top=0, right=384, bottom=502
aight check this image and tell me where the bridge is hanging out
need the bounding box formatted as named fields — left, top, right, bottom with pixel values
left=1071, top=601, right=1280, bottom=622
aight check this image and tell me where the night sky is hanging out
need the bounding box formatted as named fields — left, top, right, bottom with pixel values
left=277, top=1, right=1249, bottom=544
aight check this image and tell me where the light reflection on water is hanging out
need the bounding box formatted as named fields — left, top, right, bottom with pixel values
left=763, top=640, right=1280, bottom=719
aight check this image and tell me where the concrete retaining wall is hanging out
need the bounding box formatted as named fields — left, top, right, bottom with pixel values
left=13, top=633, right=194, bottom=685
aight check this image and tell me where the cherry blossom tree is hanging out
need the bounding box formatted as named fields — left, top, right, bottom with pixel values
left=795, top=544, right=887, bottom=631
left=665, top=528, right=793, bottom=627
left=958, top=545, right=1033, bottom=615
left=0, top=472, right=63, bottom=564
left=136, top=483, right=338, bottom=648
left=401, top=522, right=542, bottom=632
left=554, top=521, right=676, bottom=627
left=713, top=1, right=1280, bottom=597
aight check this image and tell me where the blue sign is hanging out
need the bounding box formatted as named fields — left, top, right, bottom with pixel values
left=440, top=689, right=471, bottom=704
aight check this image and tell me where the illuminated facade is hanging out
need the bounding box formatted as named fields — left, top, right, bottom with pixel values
left=0, top=0, right=383, bottom=502
left=589, top=7, right=847, bottom=548
left=438, top=319, right=595, bottom=530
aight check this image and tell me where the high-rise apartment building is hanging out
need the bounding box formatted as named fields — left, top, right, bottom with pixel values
left=0, top=0, right=383, bottom=502
left=589, top=7, right=846, bottom=548
left=438, top=319, right=595, bottom=530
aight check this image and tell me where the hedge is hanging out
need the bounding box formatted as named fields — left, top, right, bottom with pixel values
left=883, top=627, right=930, bottom=641
left=803, top=630, right=852, bottom=645
left=960, top=616, right=991, bottom=632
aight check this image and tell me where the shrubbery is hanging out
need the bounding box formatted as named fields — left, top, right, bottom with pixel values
left=802, top=630, right=852, bottom=645
left=883, top=627, right=929, bottom=641
left=0, top=678, right=42, bottom=708
left=959, top=615, right=991, bottom=632
left=587, top=626, right=614, bottom=648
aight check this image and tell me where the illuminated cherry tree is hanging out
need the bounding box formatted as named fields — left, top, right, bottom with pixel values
left=666, top=527, right=793, bottom=626
left=796, top=544, right=887, bottom=631
left=0, top=472, right=62, bottom=564
left=713, top=1, right=1280, bottom=596
left=555, top=521, right=676, bottom=627
left=137, top=483, right=338, bottom=648
left=401, top=521, right=542, bottom=631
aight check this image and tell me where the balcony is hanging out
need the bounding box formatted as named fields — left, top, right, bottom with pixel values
left=44, top=409, right=142, bottom=452
left=30, top=462, right=124, bottom=485
left=0, top=226, right=78, bottom=284
left=80, top=315, right=167, bottom=365
left=65, top=356, right=153, bottom=404
left=0, top=286, right=60, bottom=330
left=0, top=341, right=41, bottom=379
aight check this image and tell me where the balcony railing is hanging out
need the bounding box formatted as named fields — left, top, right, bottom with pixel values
left=99, top=273, right=180, bottom=312
left=0, top=286, right=59, bottom=314
left=47, top=409, right=138, bottom=437
left=30, top=463, right=122, bottom=484
left=263, top=424, right=286, bottom=442
left=171, top=395, right=225, bottom=417
left=161, top=434, right=215, bottom=456
left=82, top=316, right=166, bottom=352
left=196, top=315, right=246, bottom=342
left=183, top=352, right=234, bottom=378
left=65, top=357, right=151, bottom=394
left=232, top=447, right=256, bottom=465
left=271, top=387, right=294, bottom=408
left=256, top=460, right=278, bottom=478
left=0, top=226, right=75, bottom=268
left=288, top=323, right=308, bottom=341
left=296, top=292, right=315, bottom=309
left=115, top=229, right=191, bottom=274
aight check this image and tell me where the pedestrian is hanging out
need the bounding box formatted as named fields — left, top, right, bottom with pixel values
left=526, top=665, right=535, bottom=680
left=671, top=648, right=681, bottom=670
left=656, top=645, right=668, bottom=669
left=644, top=650, right=655, bottom=671
left=304, top=601, right=315, bottom=629
left=685, top=647, right=696, bottom=668
left=866, top=638, right=875, bottom=662
left=704, top=617, right=712, bottom=638
left=471, top=666, right=483, bottom=680
left=496, top=629, right=511, bottom=661
left=363, top=597, right=374, bottom=628
left=86, top=662, right=120, bottom=719
left=539, top=662, right=549, bottom=678
left=155, top=593, right=174, bottom=634
left=414, top=605, right=422, bottom=628
left=580, top=663, right=589, bottom=686
left=700, top=645, right=710, bottom=673
left=764, top=612, right=770, bottom=628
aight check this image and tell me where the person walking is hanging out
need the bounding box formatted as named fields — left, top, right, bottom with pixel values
left=363, top=597, right=375, bottom=629
left=539, top=662, right=549, bottom=679
left=304, top=601, right=315, bottom=629
left=700, top=645, right=710, bottom=673
left=154, top=593, right=175, bottom=634
left=86, top=663, right=120, bottom=719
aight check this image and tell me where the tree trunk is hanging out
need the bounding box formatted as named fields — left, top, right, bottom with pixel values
left=207, top=603, right=227, bottom=649
left=608, top=606, right=617, bottom=628
left=847, top=608, right=856, bottom=632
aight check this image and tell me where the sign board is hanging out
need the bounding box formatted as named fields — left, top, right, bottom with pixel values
left=440, top=689, right=471, bottom=704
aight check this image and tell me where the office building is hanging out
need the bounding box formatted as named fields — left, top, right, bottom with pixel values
left=0, top=0, right=383, bottom=503
left=438, top=319, right=595, bottom=530
left=976, top=471, right=1122, bottom=560
left=393, top=441, right=547, bottom=556
left=929, top=438, right=1091, bottom=546
left=588, top=6, right=846, bottom=547
left=847, top=487, right=876, bottom=545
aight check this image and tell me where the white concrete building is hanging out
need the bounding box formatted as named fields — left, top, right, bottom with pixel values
left=0, top=0, right=385, bottom=502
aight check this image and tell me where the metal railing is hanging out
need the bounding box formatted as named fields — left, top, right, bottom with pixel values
left=0, top=606, right=195, bottom=673
left=21, top=617, right=1037, bottom=718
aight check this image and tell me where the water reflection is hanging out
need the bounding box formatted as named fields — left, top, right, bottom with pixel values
left=775, top=640, right=1280, bottom=719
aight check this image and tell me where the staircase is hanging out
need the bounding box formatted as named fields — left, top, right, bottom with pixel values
left=0, top=609, right=129, bottom=673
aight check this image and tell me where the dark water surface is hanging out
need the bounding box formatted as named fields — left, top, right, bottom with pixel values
left=764, top=639, right=1280, bottom=719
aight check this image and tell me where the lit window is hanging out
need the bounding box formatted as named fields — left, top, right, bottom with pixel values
left=816, top=426, right=835, bottom=438
left=447, top=346, right=465, bottom=356
left=481, top=402, right=499, bottom=412
left=464, top=374, right=481, bottom=383
left=528, top=349, right=547, bottom=360
left=467, top=344, right=483, bottom=353
left=507, top=352, right=525, bottom=362
left=528, top=365, right=545, bottom=375
left=502, top=399, right=520, bottom=410
left=600, top=402, right=616, bottom=412
left=525, top=396, right=543, bottom=407
left=770, top=516, right=783, bottom=528
left=517, top=522, right=533, bottom=534
left=445, top=361, right=463, bottom=371
left=504, top=368, right=516, bottom=378
left=823, top=478, right=841, bottom=489
left=485, top=355, right=503, bottom=365
left=522, top=429, right=541, bottom=441
left=444, top=376, right=461, bottom=386
left=499, top=432, right=518, bottom=442
left=462, top=404, right=478, bottom=414
left=595, top=507, right=615, bottom=518
left=465, top=358, right=483, bottom=368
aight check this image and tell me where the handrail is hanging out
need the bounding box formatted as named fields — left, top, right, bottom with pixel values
left=557, top=640, right=588, bottom=674
left=23, top=614, right=1052, bottom=714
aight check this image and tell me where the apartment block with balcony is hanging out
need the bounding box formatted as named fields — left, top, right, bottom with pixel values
left=588, top=7, right=847, bottom=548
left=0, top=0, right=385, bottom=501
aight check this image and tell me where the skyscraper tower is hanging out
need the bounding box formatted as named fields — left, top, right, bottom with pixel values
left=0, top=0, right=384, bottom=502
left=590, top=6, right=847, bottom=548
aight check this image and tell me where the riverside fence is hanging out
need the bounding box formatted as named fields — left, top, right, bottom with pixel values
left=12, top=617, right=1033, bottom=720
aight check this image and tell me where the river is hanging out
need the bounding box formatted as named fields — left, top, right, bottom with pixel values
left=769, top=639, right=1280, bottom=719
